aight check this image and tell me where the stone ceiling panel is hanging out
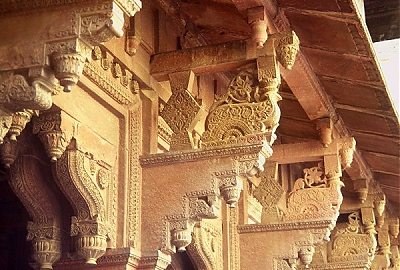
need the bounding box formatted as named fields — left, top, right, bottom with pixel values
left=320, top=77, right=392, bottom=111
left=302, top=48, right=372, bottom=81
left=337, top=108, right=399, bottom=135
left=362, top=151, right=400, bottom=175
left=285, top=11, right=358, bottom=54
left=353, top=132, right=400, bottom=157
left=279, top=0, right=354, bottom=13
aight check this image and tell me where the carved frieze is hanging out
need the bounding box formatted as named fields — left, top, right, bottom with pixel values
left=83, top=45, right=136, bottom=105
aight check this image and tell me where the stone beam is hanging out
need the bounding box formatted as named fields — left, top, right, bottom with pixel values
left=150, top=40, right=255, bottom=81
left=270, top=137, right=356, bottom=167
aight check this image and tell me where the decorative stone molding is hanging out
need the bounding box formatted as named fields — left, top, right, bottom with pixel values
left=273, top=31, right=300, bottom=70
left=239, top=137, right=356, bottom=270
left=33, top=109, right=71, bottom=162
left=308, top=211, right=377, bottom=269
left=54, top=139, right=116, bottom=264
left=165, top=191, right=221, bottom=252
left=160, top=71, right=202, bottom=151
left=339, top=137, right=357, bottom=169
left=353, top=178, right=369, bottom=203
left=127, top=106, right=142, bottom=248
left=54, top=248, right=171, bottom=270
left=140, top=142, right=268, bottom=257
left=214, top=170, right=244, bottom=208
left=9, top=156, right=62, bottom=270
left=186, top=220, right=223, bottom=270
left=0, top=0, right=141, bottom=101
left=83, top=46, right=136, bottom=104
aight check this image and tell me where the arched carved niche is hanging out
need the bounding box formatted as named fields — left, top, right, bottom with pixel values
left=186, top=219, right=223, bottom=270
left=9, top=155, right=62, bottom=270
left=54, top=138, right=116, bottom=265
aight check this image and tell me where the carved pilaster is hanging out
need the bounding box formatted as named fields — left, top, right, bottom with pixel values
left=160, top=71, right=202, bottom=151
left=54, top=140, right=115, bottom=264
left=9, top=156, right=62, bottom=270
left=32, top=109, right=72, bottom=162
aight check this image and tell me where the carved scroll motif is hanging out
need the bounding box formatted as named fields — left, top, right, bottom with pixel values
left=9, top=156, right=62, bottom=270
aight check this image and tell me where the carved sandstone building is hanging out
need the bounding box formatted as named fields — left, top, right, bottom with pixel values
left=0, top=0, right=398, bottom=270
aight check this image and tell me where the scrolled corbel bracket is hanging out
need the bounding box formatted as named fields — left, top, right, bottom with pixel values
left=54, top=141, right=112, bottom=264
left=234, top=143, right=273, bottom=179
left=298, top=245, right=315, bottom=269
left=315, top=117, right=333, bottom=147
